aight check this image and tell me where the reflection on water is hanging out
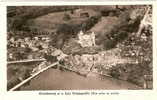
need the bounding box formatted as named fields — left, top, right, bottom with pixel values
left=20, top=68, right=141, bottom=90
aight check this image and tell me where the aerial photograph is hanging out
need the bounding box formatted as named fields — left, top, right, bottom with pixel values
left=7, top=5, right=152, bottom=91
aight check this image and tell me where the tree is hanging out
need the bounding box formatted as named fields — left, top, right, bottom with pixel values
left=63, top=13, right=71, bottom=21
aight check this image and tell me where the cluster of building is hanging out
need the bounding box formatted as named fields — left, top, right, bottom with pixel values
left=7, top=35, right=51, bottom=61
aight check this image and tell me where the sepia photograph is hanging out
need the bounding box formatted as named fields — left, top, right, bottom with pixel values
left=7, top=5, right=153, bottom=91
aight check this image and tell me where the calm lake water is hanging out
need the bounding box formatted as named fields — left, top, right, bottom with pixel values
left=20, top=68, right=141, bottom=90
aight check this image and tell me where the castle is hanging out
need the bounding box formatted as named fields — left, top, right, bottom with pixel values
left=77, top=30, right=96, bottom=47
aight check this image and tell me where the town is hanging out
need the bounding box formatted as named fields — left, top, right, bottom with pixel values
left=7, top=5, right=152, bottom=91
